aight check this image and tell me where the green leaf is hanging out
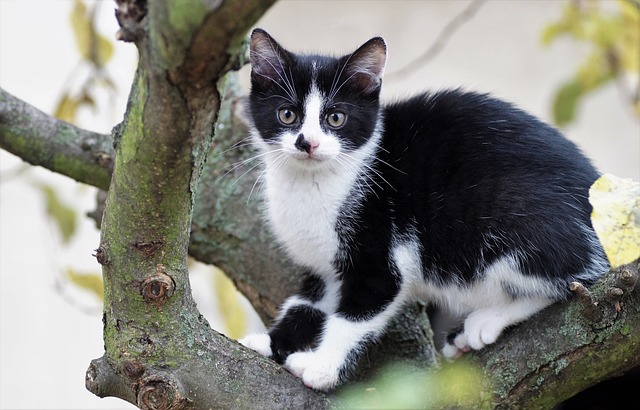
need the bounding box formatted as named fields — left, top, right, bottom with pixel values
left=338, top=361, right=489, bottom=409
left=552, top=80, right=585, bottom=126
left=590, top=174, right=640, bottom=269
left=33, top=183, right=78, bottom=244
left=67, top=268, right=104, bottom=301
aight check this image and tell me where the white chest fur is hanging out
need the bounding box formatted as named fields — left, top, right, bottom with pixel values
left=264, top=165, right=354, bottom=276
left=255, top=87, right=383, bottom=277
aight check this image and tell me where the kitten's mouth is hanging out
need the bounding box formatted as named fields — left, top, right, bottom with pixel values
left=291, top=152, right=331, bottom=168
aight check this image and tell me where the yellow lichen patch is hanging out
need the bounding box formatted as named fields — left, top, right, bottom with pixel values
left=589, top=174, right=640, bottom=268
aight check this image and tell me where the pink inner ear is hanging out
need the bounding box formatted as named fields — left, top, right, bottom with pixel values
left=344, top=38, right=387, bottom=94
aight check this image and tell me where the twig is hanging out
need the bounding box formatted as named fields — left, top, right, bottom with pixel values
left=385, top=0, right=487, bottom=82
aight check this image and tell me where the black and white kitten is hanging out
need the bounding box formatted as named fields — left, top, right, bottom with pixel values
left=239, top=28, right=609, bottom=391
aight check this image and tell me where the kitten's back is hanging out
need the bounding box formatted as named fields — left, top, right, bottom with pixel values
left=379, top=89, right=606, bottom=291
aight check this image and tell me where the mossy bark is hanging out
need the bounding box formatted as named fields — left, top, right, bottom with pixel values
left=1, top=0, right=639, bottom=408
left=0, top=88, right=113, bottom=190
left=86, top=0, right=330, bottom=408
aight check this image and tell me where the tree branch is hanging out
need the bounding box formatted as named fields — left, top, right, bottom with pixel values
left=1, top=1, right=638, bottom=407
left=0, top=88, right=113, bottom=190
left=475, top=261, right=640, bottom=408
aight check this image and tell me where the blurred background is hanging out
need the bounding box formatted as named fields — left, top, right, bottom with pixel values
left=1, top=0, right=638, bottom=408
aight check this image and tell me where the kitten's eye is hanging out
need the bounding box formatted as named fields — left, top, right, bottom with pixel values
left=326, top=111, right=347, bottom=129
left=277, top=108, right=297, bottom=125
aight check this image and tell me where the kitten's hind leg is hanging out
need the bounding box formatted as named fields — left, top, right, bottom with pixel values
left=443, top=297, right=554, bottom=357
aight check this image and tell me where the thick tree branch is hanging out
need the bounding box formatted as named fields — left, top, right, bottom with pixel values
left=2, top=67, right=639, bottom=409
left=475, top=261, right=640, bottom=408
left=1, top=1, right=638, bottom=407
left=0, top=88, right=113, bottom=190
left=87, top=0, right=332, bottom=408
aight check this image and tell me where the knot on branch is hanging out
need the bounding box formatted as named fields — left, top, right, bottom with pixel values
left=93, top=246, right=110, bottom=265
left=115, top=0, right=147, bottom=43
left=123, top=359, right=145, bottom=380
left=133, top=240, right=164, bottom=258
left=86, top=356, right=136, bottom=402
left=569, top=282, right=601, bottom=320
left=137, top=373, right=191, bottom=410
left=606, top=261, right=639, bottom=313
left=141, top=265, right=175, bottom=306
left=617, top=263, right=638, bottom=293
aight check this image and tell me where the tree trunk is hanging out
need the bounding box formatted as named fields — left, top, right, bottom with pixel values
left=1, top=0, right=639, bottom=408
left=87, top=0, right=330, bottom=408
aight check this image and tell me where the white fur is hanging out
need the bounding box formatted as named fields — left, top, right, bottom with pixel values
left=256, top=86, right=382, bottom=277
left=282, top=230, right=422, bottom=390
left=417, top=255, right=556, bottom=358
left=239, top=333, right=272, bottom=357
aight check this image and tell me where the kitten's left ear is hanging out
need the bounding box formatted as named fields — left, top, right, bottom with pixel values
left=344, top=37, right=387, bottom=94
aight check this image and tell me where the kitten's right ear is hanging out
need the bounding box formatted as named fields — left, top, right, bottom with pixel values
left=250, top=29, right=290, bottom=88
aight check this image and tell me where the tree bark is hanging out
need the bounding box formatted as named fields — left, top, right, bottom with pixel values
left=1, top=0, right=639, bottom=408
left=84, top=0, right=332, bottom=408
left=0, top=88, right=113, bottom=190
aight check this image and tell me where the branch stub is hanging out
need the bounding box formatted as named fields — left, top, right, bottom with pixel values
left=141, top=265, right=175, bottom=306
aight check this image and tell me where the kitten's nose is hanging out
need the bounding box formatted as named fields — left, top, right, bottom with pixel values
left=295, top=134, right=318, bottom=155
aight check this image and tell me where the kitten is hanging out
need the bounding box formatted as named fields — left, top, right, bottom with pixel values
left=239, top=28, right=609, bottom=391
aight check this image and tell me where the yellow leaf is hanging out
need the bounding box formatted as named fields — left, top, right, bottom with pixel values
left=34, top=183, right=78, bottom=244
left=95, top=35, right=114, bottom=67
left=67, top=268, right=104, bottom=301
left=213, top=266, right=247, bottom=339
left=70, top=0, right=114, bottom=67
left=589, top=174, right=640, bottom=268
left=70, top=0, right=91, bottom=61
left=53, top=93, right=80, bottom=123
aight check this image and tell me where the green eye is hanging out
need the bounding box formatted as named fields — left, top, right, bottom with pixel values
left=277, top=108, right=297, bottom=125
left=326, top=111, right=346, bottom=129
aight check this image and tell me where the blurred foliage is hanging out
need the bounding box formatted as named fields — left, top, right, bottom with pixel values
left=70, top=0, right=114, bottom=67
left=186, top=259, right=249, bottom=338
left=34, top=182, right=78, bottom=244
left=338, top=360, right=490, bottom=409
left=213, top=266, right=248, bottom=339
left=590, top=173, right=640, bottom=268
left=67, top=268, right=104, bottom=302
left=53, top=0, right=116, bottom=124
left=542, top=0, right=640, bottom=126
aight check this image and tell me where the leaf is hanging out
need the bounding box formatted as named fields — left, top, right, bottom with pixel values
left=67, top=268, right=104, bottom=301
left=53, top=93, right=80, bottom=123
left=34, top=183, right=78, bottom=244
left=213, top=266, right=247, bottom=339
left=552, top=80, right=585, bottom=126
left=338, top=361, right=488, bottom=409
left=70, top=0, right=114, bottom=67
left=590, top=174, right=640, bottom=269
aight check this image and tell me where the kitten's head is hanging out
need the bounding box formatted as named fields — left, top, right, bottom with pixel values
left=248, top=29, right=387, bottom=170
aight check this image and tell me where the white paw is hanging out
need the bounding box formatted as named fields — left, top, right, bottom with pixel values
left=238, top=333, right=272, bottom=357
left=441, top=340, right=466, bottom=359
left=458, top=311, right=505, bottom=351
left=285, top=351, right=341, bottom=391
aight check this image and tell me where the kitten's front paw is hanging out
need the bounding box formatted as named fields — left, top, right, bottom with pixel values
left=454, top=311, right=505, bottom=352
left=285, top=351, right=341, bottom=391
left=238, top=333, right=273, bottom=357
